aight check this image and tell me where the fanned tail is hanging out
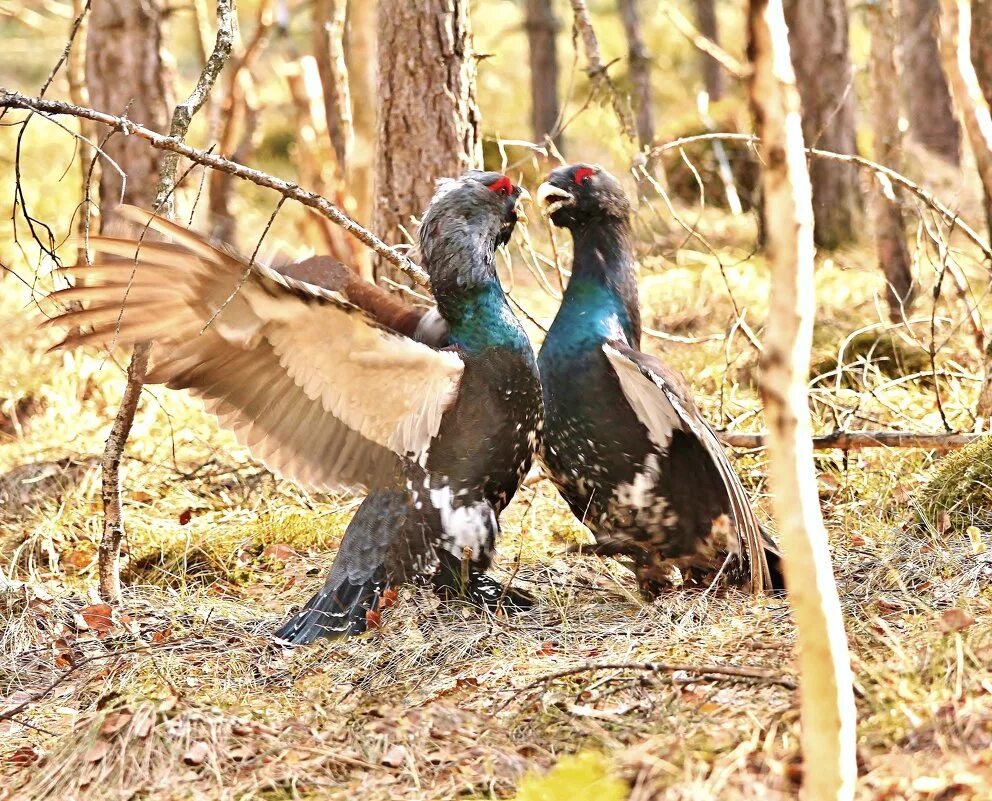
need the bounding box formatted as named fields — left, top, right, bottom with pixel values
left=273, top=576, right=383, bottom=645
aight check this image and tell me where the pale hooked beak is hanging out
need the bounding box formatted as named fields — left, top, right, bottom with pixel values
left=513, top=186, right=531, bottom=224
left=536, top=181, right=574, bottom=216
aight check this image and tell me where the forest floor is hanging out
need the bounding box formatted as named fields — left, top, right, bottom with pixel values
left=3, top=185, right=992, bottom=801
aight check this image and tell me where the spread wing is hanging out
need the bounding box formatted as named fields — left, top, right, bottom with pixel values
left=44, top=205, right=464, bottom=493
left=603, top=340, right=771, bottom=592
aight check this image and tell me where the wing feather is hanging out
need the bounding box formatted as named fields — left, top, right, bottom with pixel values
left=44, top=206, right=463, bottom=492
left=603, top=341, right=770, bottom=592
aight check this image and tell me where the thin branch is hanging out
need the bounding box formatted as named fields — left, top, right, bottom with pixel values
left=0, top=89, right=430, bottom=286
left=649, top=131, right=992, bottom=262
left=660, top=2, right=750, bottom=80
left=718, top=430, right=984, bottom=451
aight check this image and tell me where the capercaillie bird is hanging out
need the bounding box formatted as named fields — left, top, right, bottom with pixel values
left=43, top=171, right=543, bottom=644
left=535, top=163, right=783, bottom=595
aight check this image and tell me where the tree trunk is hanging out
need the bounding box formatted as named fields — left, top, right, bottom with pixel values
left=783, top=0, right=861, bottom=249
left=346, top=0, right=376, bottom=226
left=939, top=0, right=992, bottom=421
left=901, top=0, right=962, bottom=163
left=971, top=0, right=992, bottom=236
left=314, top=0, right=354, bottom=173
left=86, top=1, right=170, bottom=219
left=525, top=0, right=563, bottom=150
left=869, top=0, right=916, bottom=321
left=693, top=0, right=724, bottom=102
left=618, top=0, right=654, bottom=153
left=748, top=1, right=858, bottom=799
left=371, top=0, right=481, bottom=284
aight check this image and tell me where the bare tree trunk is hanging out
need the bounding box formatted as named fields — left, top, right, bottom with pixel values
left=314, top=0, right=354, bottom=173
left=618, top=0, right=654, bottom=153
left=902, top=0, right=962, bottom=164
left=971, top=0, right=992, bottom=236
left=869, top=0, right=916, bottom=320
left=87, top=0, right=234, bottom=602
left=345, top=0, right=376, bottom=226
left=748, top=1, right=858, bottom=798
left=693, top=0, right=724, bottom=101
left=86, top=2, right=170, bottom=222
left=939, top=0, right=992, bottom=421
left=371, top=0, right=481, bottom=285
left=783, top=0, right=861, bottom=249
left=525, top=0, right=563, bottom=150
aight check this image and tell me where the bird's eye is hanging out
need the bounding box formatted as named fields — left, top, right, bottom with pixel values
left=488, top=175, right=513, bottom=196
left=573, top=167, right=596, bottom=185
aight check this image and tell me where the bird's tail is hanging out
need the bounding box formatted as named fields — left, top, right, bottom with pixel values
left=273, top=575, right=385, bottom=645
left=273, top=490, right=410, bottom=646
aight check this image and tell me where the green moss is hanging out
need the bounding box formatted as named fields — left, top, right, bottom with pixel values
left=917, top=437, right=992, bottom=532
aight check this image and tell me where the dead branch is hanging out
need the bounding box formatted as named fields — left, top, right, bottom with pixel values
left=649, top=132, right=992, bottom=262
left=0, top=88, right=430, bottom=286
left=313, top=0, right=354, bottom=172
left=98, top=0, right=235, bottom=603
left=719, top=430, right=986, bottom=451
left=661, top=2, right=750, bottom=80
left=566, top=0, right=635, bottom=138
left=506, top=661, right=798, bottom=706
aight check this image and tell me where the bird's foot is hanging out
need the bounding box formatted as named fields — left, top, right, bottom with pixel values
left=432, top=570, right=534, bottom=614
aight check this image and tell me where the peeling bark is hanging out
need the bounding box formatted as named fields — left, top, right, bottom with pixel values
left=748, top=0, right=858, bottom=797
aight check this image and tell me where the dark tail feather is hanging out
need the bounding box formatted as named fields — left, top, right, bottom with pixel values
left=273, top=577, right=382, bottom=645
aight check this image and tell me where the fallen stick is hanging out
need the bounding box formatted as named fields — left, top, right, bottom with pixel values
left=718, top=430, right=986, bottom=451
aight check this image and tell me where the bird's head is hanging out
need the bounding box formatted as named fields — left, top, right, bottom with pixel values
left=419, top=171, right=528, bottom=289
left=536, top=164, right=630, bottom=230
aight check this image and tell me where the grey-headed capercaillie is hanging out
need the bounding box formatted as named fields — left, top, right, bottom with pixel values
left=42, top=171, right=543, bottom=644
left=535, top=163, right=784, bottom=596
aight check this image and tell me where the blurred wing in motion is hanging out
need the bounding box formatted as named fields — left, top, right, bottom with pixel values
left=44, top=205, right=464, bottom=493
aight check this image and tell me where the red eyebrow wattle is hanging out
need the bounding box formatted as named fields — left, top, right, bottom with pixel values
left=487, top=175, right=514, bottom=194
left=573, top=167, right=595, bottom=184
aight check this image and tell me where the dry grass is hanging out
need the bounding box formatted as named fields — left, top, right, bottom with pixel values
left=3, top=207, right=992, bottom=800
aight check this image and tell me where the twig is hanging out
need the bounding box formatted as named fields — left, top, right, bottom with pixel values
left=648, top=132, right=992, bottom=262
left=566, top=0, right=635, bottom=138
left=0, top=89, right=430, bottom=286
left=659, top=2, right=750, bottom=80
left=504, top=660, right=798, bottom=710
left=717, top=430, right=984, bottom=451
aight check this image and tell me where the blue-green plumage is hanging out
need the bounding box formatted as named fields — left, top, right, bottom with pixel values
left=276, top=172, right=542, bottom=645
left=537, top=164, right=781, bottom=594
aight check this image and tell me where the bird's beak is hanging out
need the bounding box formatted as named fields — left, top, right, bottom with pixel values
left=536, top=181, right=574, bottom=216
left=513, top=186, right=531, bottom=223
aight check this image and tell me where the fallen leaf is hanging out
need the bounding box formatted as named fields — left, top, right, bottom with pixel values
left=85, top=739, right=111, bottom=763
left=5, top=746, right=41, bottom=767
left=152, top=627, right=173, bottom=644
left=100, top=711, right=133, bottom=736
left=78, top=603, right=114, bottom=633
left=183, top=740, right=210, bottom=766
left=938, top=512, right=952, bottom=536
left=178, top=509, right=193, bottom=526
left=262, top=543, right=298, bottom=562
left=381, top=744, right=407, bottom=768
left=939, top=608, right=975, bottom=632
left=536, top=641, right=555, bottom=656
left=132, top=491, right=154, bottom=503
left=62, top=549, right=92, bottom=569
